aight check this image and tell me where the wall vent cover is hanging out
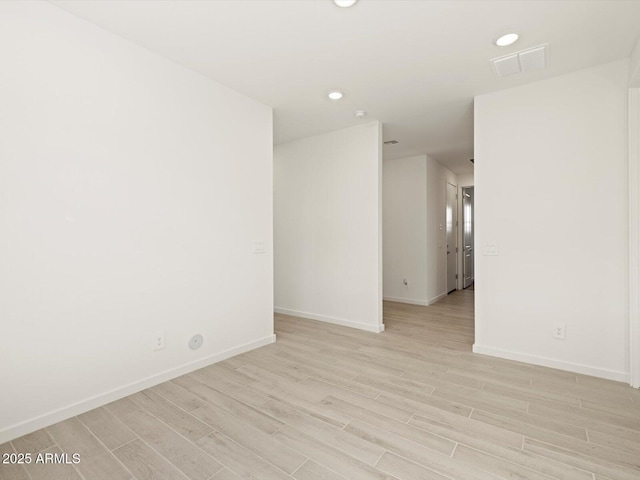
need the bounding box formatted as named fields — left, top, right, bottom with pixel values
left=491, top=44, right=548, bottom=78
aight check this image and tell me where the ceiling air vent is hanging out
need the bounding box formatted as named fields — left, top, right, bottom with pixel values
left=384, top=140, right=399, bottom=145
left=491, top=44, right=548, bottom=78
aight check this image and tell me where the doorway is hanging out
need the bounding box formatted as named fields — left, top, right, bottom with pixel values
left=462, top=186, right=474, bottom=289
left=446, top=181, right=458, bottom=294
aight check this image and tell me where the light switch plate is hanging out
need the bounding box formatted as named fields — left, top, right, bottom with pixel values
left=252, top=240, right=266, bottom=254
left=483, top=242, right=499, bottom=256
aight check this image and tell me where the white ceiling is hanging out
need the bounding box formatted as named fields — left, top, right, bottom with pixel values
left=51, top=0, right=640, bottom=174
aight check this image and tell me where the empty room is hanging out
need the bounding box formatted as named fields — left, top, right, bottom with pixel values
left=1, top=1, right=640, bottom=480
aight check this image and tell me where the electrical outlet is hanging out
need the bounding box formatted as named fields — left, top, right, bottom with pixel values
left=553, top=323, right=566, bottom=340
left=153, top=331, right=165, bottom=351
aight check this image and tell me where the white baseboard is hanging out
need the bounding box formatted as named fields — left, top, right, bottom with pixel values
left=472, top=344, right=630, bottom=383
left=0, top=334, right=276, bottom=444
left=383, top=296, right=429, bottom=306
left=428, top=292, right=448, bottom=305
left=382, top=293, right=447, bottom=307
left=274, top=307, right=385, bottom=333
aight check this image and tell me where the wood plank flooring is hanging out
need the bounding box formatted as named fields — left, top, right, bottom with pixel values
left=3, top=289, right=640, bottom=480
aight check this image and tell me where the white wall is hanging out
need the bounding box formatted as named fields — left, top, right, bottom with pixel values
left=474, top=59, right=630, bottom=381
left=457, top=173, right=474, bottom=289
left=629, top=35, right=640, bottom=387
left=382, top=155, right=458, bottom=306
left=426, top=157, right=458, bottom=303
left=274, top=122, right=383, bottom=332
left=383, top=155, right=428, bottom=305
left=630, top=34, right=640, bottom=88
left=0, top=1, right=274, bottom=442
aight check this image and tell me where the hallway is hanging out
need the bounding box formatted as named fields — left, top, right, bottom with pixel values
left=384, top=289, right=474, bottom=352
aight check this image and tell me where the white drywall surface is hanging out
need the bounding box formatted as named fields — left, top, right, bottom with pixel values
left=383, top=155, right=428, bottom=305
left=474, top=59, right=630, bottom=381
left=274, top=122, right=383, bottom=332
left=0, top=1, right=274, bottom=442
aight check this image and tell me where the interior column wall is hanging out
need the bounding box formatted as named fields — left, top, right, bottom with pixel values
left=629, top=34, right=640, bottom=387
left=474, top=59, right=630, bottom=381
left=274, top=122, right=384, bottom=332
left=383, top=156, right=429, bottom=305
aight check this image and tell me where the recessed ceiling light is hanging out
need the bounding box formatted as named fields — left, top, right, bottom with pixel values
left=334, top=0, right=358, bottom=7
left=496, top=33, right=519, bottom=47
left=328, top=90, right=343, bottom=100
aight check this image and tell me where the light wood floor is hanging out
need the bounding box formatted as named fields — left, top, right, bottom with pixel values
left=3, top=290, right=640, bottom=480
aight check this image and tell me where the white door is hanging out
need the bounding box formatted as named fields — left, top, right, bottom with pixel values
left=462, top=187, right=474, bottom=288
left=446, top=182, right=457, bottom=293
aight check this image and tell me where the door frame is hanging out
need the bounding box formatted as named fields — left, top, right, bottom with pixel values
left=461, top=186, right=474, bottom=289
left=630, top=85, right=640, bottom=388
left=446, top=180, right=458, bottom=294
